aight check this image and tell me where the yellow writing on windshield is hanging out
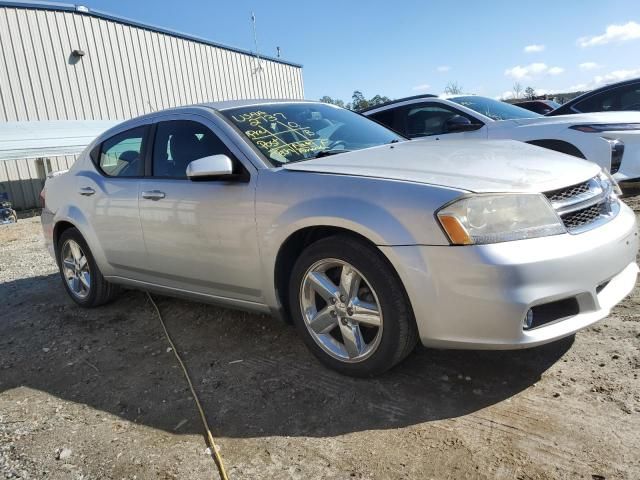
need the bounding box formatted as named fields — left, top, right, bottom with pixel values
left=232, top=110, right=326, bottom=160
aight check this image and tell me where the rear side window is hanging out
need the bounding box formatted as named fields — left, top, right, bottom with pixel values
left=98, top=127, right=146, bottom=177
left=152, top=120, right=235, bottom=178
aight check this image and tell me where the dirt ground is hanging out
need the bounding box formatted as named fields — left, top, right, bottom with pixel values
left=1, top=200, right=639, bottom=480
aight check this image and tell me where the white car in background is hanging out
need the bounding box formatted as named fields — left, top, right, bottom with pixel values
left=362, top=95, right=640, bottom=182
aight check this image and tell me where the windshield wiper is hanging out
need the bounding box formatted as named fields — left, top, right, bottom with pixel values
left=311, top=148, right=352, bottom=159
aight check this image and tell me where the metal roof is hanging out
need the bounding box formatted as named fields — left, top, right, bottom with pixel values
left=0, top=0, right=302, bottom=68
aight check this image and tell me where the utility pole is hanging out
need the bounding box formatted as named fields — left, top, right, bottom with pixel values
left=251, top=12, right=261, bottom=70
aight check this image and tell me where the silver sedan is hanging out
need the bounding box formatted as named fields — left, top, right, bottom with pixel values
left=41, top=100, right=639, bottom=376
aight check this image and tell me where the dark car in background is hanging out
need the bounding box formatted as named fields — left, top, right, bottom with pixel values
left=513, top=100, right=560, bottom=115
left=548, top=78, right=640, bottom=116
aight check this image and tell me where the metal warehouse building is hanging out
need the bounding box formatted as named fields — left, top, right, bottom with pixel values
left=0, top=0, right=304, bottom=208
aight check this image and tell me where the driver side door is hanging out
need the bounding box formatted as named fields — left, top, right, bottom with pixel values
left=137, top=115, right=263, bottom=305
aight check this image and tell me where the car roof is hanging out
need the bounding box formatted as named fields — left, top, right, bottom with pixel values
left=199, top=98, right=320, bottom=111
left=358, top=94, right=438, bottom=113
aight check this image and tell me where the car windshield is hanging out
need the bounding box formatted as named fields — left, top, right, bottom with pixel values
left=222, top=103, right=404, bottom=165
left=449, top=96, right=542, bottom=120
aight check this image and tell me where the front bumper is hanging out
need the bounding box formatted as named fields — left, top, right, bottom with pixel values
left=380, top=202, right=639, bottom=349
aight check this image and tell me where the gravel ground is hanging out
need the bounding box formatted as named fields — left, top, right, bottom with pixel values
left=1, top=202, right=639, bottom=479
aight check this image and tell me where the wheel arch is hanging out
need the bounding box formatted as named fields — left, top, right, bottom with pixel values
left=53, top=220, right=78, bottom=252
left=526, top=139, right=586, bottom=159
left=273, top=225, right=410, bottom=324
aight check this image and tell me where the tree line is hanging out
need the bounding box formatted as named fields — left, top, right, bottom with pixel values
left=321, top=82, right=465, bottom=110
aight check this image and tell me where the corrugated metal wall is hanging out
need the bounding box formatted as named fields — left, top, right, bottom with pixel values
left=0, top=154, right=75, bottom=210
left=0, top=6, right=304, bottom=122
left=0, top=4, right=304, bottom=208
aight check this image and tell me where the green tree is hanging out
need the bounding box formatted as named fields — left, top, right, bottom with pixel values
left=351, top=90, right=368, bottom=110
left=524, top=86, right=536, bottom=100
left=319, top=91, right=392, bottom=111
left=319, top=96, right=345, bottom=108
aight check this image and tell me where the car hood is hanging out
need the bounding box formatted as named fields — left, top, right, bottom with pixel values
left=507, top=110, right=640, bottom=127
left=283, top=139, right=600, bottom=193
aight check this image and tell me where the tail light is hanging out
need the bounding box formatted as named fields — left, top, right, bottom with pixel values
left=39, top=188, right=46, bottom=208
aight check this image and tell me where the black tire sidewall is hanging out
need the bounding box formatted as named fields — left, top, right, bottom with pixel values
left=56, top=228, right=101, bottom=307
left=289, top=235, right=415, bottom=377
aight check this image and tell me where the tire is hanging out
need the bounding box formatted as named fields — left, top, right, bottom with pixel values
left=289, top=235, right=418, bottom=377
left=56, top=227, right=119, bottom=307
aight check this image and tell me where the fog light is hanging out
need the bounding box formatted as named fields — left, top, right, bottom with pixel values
left=524, top=309, right=534, bottom=330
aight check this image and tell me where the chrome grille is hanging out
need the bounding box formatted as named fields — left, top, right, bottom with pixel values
left=561, top=203, right=603, bottom=230
left=544, top=175, right=618, bottom=233
left=546, top=181, right=589, bottom=202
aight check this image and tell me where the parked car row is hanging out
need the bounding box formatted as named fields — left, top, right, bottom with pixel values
left=362, top=91, right=640, bottom=182
left=42, top=88, right=639, bottom=376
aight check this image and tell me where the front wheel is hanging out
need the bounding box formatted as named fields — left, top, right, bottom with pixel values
left=56, top=227, right=119, bottom=307
left=289, top=235, right=418, bottom=377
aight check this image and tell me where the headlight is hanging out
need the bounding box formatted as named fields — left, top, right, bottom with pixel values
left=437, top=194, right=566, bottom=245
left=570, top=123, right=640, bottom=133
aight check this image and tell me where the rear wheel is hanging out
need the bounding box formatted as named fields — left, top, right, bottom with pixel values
left=289, top=235, right=418, bottom=377
left=56, top=227, right=119, bottom=307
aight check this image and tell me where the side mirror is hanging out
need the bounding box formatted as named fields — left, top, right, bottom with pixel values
left=445, top=115, right=482, bottom=133
left=186, top=154, right=234, bottom=179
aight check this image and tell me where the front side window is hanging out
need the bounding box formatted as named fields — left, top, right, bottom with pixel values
left=575, top=84, right=640, bottom=112
left=369, top=109, right=397, bottom=131
left=152, top=120, right=234, bottom=178
left=222, top=103, right=404, bottom=165
left=449, top=96, right=541, bottom=120
left=99, top=127, right=145, bottom=177
left=403, top=104, right=475, bottom=137
left=574, top=90, right=617, bottom=112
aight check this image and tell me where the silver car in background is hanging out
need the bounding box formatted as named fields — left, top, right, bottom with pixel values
left=41, top=100, right=639, bottom=376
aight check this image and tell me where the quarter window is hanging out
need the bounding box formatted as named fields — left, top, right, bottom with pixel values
left=98, top=127, right=146, bottom=177
left=152, top=120, right=234, bottom=178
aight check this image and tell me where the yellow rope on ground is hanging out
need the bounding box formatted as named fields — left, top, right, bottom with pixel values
left=146, top=292, right=230, bottom=480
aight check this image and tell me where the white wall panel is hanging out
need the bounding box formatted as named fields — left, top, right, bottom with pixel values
left=0, top=4, right=303, bottom=209
left=0, top=5, right=303, bottom=122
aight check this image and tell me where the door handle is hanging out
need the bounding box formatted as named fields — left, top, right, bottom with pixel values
left=141, top=190, right=166, bottom=200
left=79, top=186, right=95, bottom=196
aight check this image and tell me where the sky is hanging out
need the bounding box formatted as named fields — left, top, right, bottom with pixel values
left=40, top=0, right=640, bottom=101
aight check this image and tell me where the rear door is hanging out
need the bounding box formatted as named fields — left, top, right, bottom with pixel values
left=77, top=125, right=149, bottom=275
left=137, top=114, right=263, bottom=304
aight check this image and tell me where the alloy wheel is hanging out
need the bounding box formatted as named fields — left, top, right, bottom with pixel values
left=300, top=258, right=383, bottom=362
left=61, top=239, right=91, bottom=299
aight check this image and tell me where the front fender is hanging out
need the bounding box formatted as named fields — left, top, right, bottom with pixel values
left=267, top=196, right=411, bottom=247
left=255, top=169, right=464, bottom=310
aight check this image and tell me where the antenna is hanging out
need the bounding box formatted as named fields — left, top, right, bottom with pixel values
left=276, top=46, right=281, bottom=58
left=251, top=12, right=263, bottom=72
